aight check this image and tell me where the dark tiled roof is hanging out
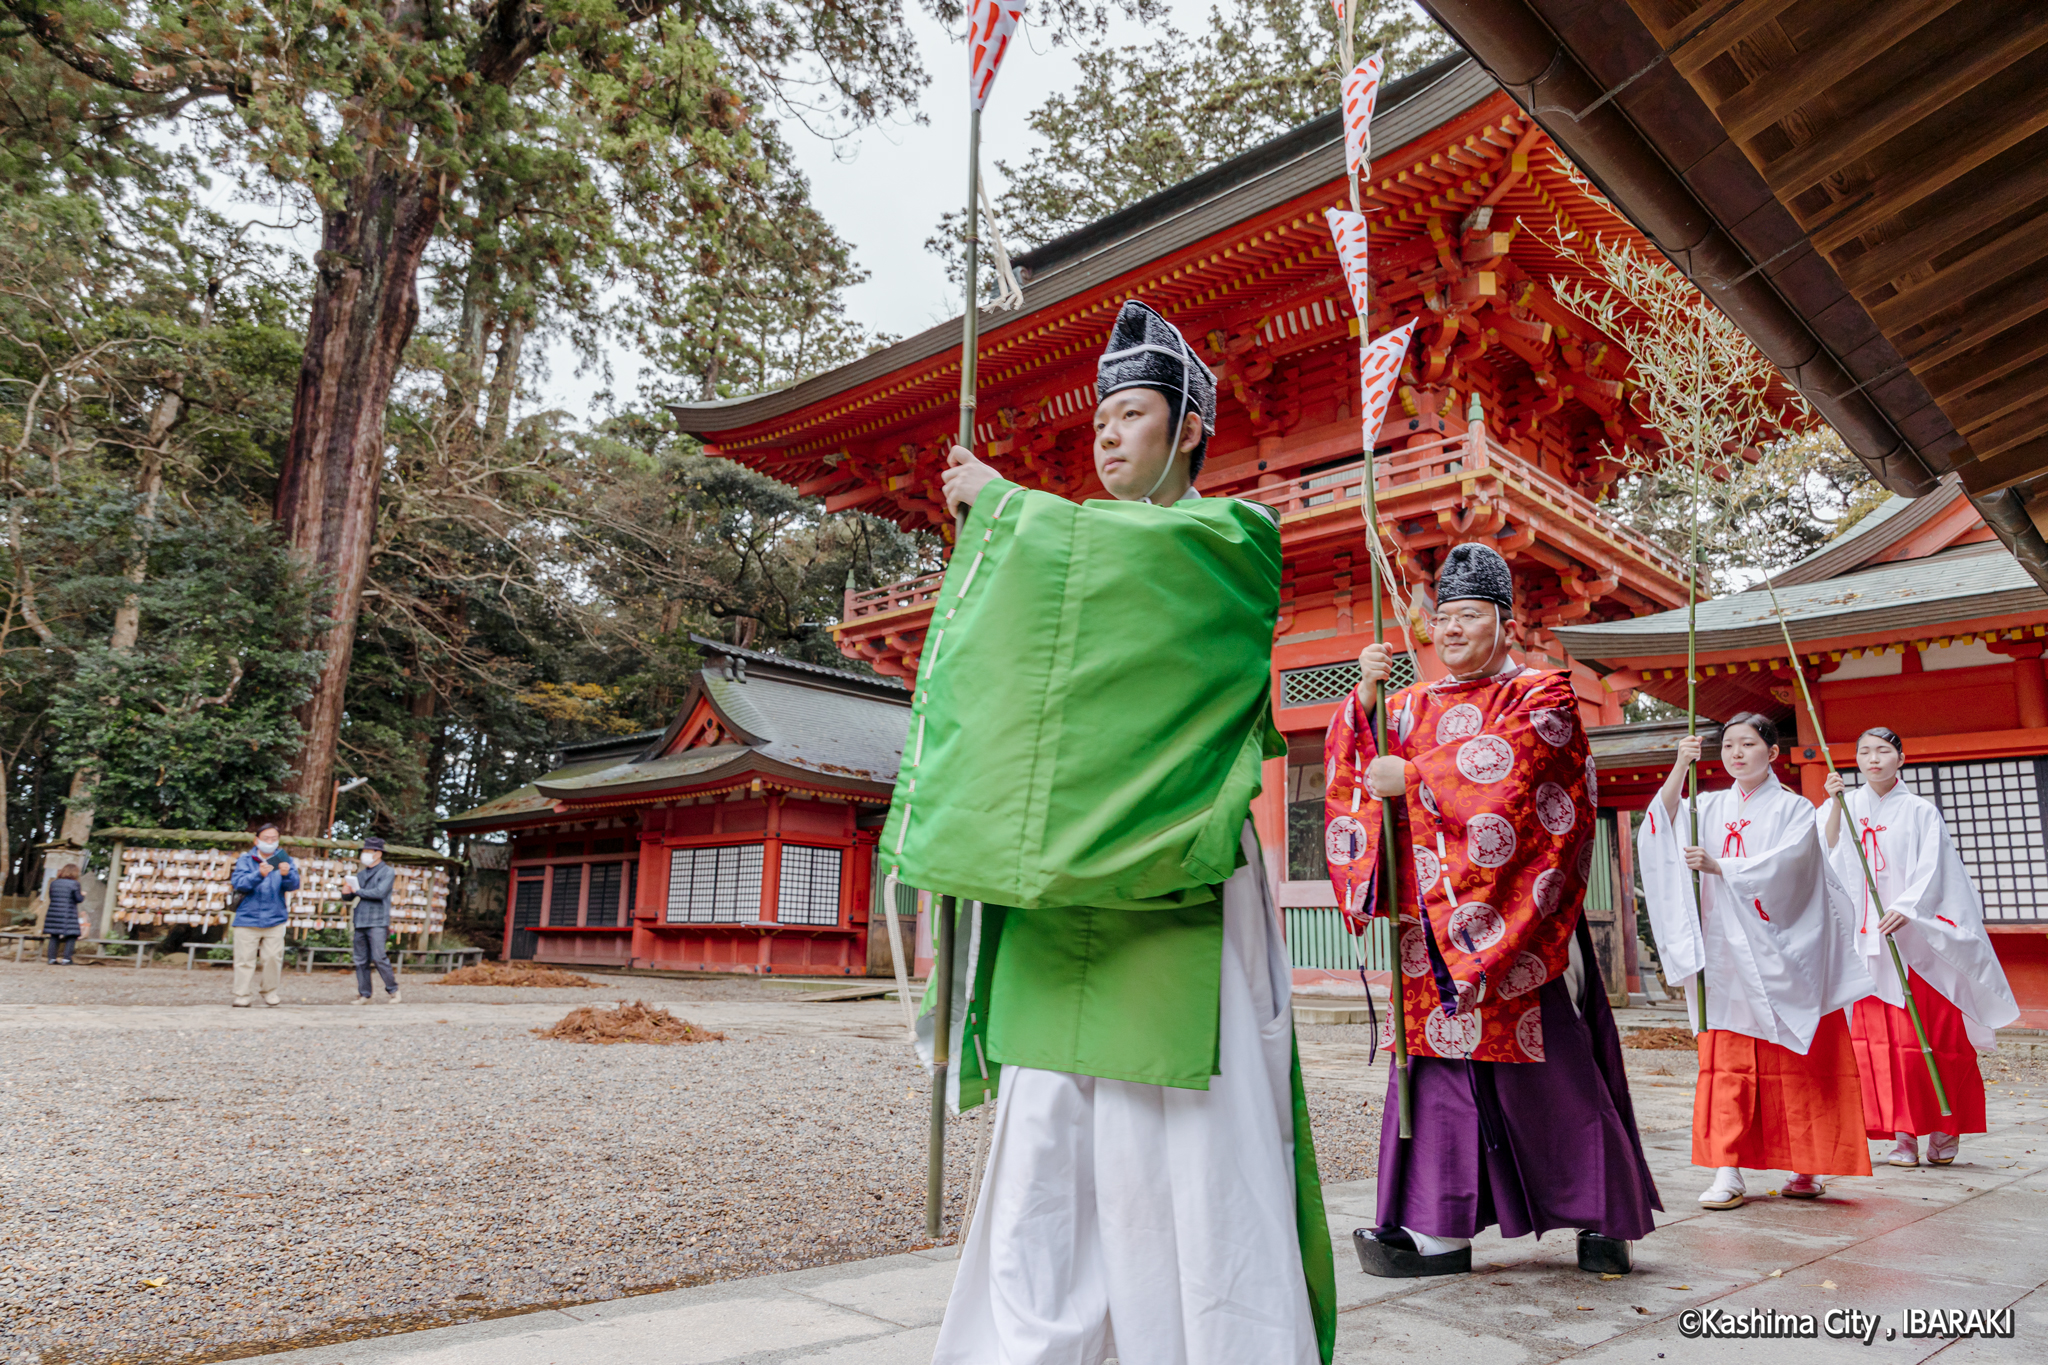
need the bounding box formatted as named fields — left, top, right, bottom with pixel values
left=440, top=759, right=620, bottom=830
left=1588, top=720, right=1723, bottom=772
left=691, top=634, right=907, bottom=695
left=442, top=650, right=913, bottom=829
left=1554, top=544, right=2047, bottom=663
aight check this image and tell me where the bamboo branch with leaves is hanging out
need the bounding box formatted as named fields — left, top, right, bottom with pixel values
left=1545, top=211, right=1946, bottom=1106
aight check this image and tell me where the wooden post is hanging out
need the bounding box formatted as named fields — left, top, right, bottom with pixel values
left=926, top=893, right=956, bottom=1240
left=100, top=841, right=124, bottom=942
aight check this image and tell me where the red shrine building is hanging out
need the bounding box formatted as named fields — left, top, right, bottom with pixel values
left=666, top=54, right=1696, bottom=992
left=444, top=641, right=908, bottom=975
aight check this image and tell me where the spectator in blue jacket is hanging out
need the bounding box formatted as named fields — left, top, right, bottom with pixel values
left=343, top=837, right=400, bottom=1005
left=229, top=824, right=298, bottom=1008
left=43, top=864, right=85, bottom=964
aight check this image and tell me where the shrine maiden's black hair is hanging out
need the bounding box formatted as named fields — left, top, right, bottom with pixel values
left=1859, top=726, right=1905, bottom=755
left=1722, top=712, right=1779, bottom=750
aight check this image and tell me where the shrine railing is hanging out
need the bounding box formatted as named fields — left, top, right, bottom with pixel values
left=842, top=568, right=947, bottom=625
left=1240, top=428, right=1685, bottom=583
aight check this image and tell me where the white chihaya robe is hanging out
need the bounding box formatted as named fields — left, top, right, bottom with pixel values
left=1821, top=782, right=2020, bottom=1049
left=1638, top=775, right=1873, bottom=1053
left=930, top=828, right=1318, bottom=1365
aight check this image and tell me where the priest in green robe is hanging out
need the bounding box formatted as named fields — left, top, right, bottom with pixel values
left=897, top=300, right=1335, bottom=1365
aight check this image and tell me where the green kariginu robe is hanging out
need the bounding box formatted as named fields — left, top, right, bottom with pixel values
left=883, top=476, right=1335, bottom=1359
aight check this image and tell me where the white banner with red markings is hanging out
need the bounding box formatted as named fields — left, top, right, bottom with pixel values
left=970, top=0, right=1026, bottom=111
left=1360, top=321, right=1417, bottom=438
left=1341, top=52, right=1384, bottom=176
left=1326, top=207, right=1372, bottom=319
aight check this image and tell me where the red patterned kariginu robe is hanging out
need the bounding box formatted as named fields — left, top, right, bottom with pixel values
left=1324, top=662, right=1597, bottom=1064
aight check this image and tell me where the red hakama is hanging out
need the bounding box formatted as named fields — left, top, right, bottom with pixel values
left=1849, top=969, right=1987, bottom=1138
left=1693, top=1012, right=1872, bottom=1175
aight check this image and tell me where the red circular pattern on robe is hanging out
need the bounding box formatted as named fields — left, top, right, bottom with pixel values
left=1326, top=755, right=1339, bottom=792
left=1418, top=782, right=1440, bottom=817
left=1436, top=703, right=1485, bottom=745
left=1399, top=923, right=1431, bottom=977
left=1585, top=754, right=1599, bottom=807
left=1378, top=1014, right=1395, bottom=1050
left=1535, top=781, right=1577, bottom=836
left=1456, top=734, right=1516, bottom=784
left=1531, top=708, right=1575, bottom=748
left=1575, top=837, right=1596, bottom=882
left=1326, top=815, right=1367, bottom=865
left=1448, top=900, right=1507, bottom=953
left=1499, top=950, right=1549, bottom=998
left=1533, top=868, right=1567, bottom=917
left=1466, top=813, right=1518, bottom=869
left=1425, top=1007, right=1481, bottom=1058
left=1455, top=976, right=1486, bottom=1013
left=1413, top=843, right=1442, bottom=892
left=1515, top=1005, right=1546, bottom=1061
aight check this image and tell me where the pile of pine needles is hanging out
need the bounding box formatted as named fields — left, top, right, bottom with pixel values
left=533, top=1000, right=726, bottom=1046
left=1621, top=1026, right=1699, bottom=1051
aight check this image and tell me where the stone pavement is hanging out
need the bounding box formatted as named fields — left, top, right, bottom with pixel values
left=225, top=1035, right=2048, bottom=1365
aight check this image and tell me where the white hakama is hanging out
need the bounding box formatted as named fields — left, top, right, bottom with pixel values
left=930, top=843, right=1318, bottom=1365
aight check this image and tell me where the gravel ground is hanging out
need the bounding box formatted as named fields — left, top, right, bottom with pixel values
left=0, top=969, right=1386, bottom=1365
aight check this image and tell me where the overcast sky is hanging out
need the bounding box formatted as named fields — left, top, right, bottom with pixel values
left=537, top=0, right=1263, bottom=414
left=517, top=3, right=1440, bottom=417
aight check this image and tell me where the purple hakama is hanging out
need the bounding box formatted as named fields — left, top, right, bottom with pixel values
left=1376, top=965, right=1662, bottom=1242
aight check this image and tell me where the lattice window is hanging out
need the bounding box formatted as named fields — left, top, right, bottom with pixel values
left=512, top=875, right=544, bottom=929
left=1845, top=758, right=2048, bottom=922
left=666, top=844, right=763, bottom=924
left=1280, top=654, right=1415, bottom=708
left=777, top=845, right=843, bottom=927
left=585, top=862, right=624, bottom=927
left=548, top=863, right=583, bottom=926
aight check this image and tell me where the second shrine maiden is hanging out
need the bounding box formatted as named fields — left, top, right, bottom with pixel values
left=1822, top=726, right=2019, bottom=1168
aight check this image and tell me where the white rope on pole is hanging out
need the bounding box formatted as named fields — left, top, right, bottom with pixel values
left=881, top=872, right=918, bottom=1045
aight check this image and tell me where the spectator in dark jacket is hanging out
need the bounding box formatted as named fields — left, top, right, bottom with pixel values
left=229, top=824, right=298, bottom=1008
left=43, top=864, right=85, bottom=964
left=344, top=837, right=400, bottom=1004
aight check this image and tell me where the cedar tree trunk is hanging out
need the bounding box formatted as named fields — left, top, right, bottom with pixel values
left=274, top=145, right=443, bottom=835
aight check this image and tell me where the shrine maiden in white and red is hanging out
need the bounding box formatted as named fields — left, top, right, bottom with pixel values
left=1822, top=726, right=2019, bottom=1168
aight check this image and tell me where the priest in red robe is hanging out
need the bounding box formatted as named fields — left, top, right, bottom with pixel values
left=1325, top=543, right=1660, bottom=1279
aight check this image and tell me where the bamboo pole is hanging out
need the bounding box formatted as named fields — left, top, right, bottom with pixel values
left=957, top=108, right=983, bottom=459
left=1685, top=463, right=1707, bottom=1033
left=1336, top=13, right=1409, bottom=1140
left=1758, top=586, right=1951, bottom=1116
left=926, top=893, right=957, bottom=1239
left=926, top=108, right=982, bottom=1240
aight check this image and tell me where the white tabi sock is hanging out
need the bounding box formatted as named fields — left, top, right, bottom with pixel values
left=1704, top=1166, right=1744, bottom=1197
left=1404, top=1228, right=1471, bottom=1256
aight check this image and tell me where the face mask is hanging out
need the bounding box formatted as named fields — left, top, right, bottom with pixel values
left=256, top=841, right=279, bottom=856
left=360, top=851, right=381, bottom=867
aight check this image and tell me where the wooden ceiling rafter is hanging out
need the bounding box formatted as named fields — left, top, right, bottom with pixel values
left=1611, top=0, right=2048, bottom=506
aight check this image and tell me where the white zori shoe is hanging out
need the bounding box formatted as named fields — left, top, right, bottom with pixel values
left=1780, top=1173, right=1826, bottom=1199
left=1927, top=1132, right=1959, bottom=1166
left=1888, top=1133, right=1920, bottom=1167
left=1698, top=1167, right=1745, bottom=1209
